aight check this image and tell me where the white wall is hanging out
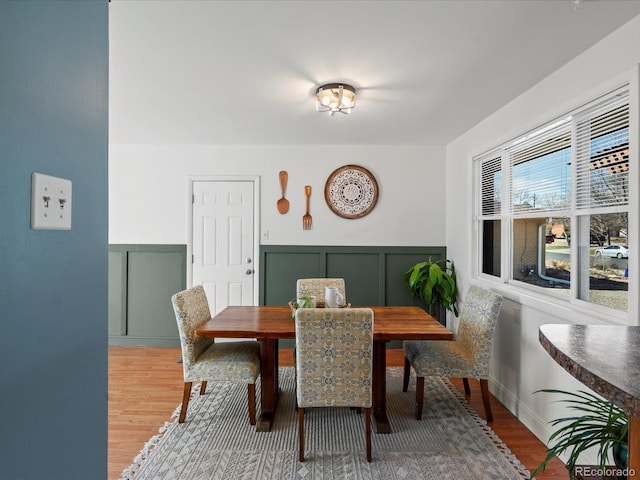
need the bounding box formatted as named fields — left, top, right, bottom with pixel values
left=446, top=15, right=640, bottom=456
left=109, top=144, right=446, bottom=246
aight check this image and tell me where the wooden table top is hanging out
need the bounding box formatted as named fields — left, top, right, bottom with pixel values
left=196, top=305, right=453, bottom=341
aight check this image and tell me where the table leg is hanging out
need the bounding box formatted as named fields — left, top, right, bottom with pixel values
left=372, top=340, right=391, bottom=433
left=629, top=415, right=639, bottom=478
left=256, top=338, right=278, bottom=432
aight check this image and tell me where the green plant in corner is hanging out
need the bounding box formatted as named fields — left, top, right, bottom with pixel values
left=402, top=258, right=458, bottom=317
left=531, top=389, right=629, bottom=479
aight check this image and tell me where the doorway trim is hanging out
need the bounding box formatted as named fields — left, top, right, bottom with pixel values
left=187, top=175, right=261, bottom=305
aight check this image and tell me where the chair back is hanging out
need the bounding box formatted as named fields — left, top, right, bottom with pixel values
left=171, top=285, right=215, bottom=372
left=295, top=308, right=373, bottom=408
left=456, top=286, right=503, bottom=376
left=296, top=278, right=346, bottom=306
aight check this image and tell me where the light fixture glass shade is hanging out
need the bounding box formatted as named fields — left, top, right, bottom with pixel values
left=316, top=83, right=356, bottom=115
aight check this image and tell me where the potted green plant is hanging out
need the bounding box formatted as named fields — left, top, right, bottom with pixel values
left=531, top=389, right=629, bottom=479
left=402, top=258, right=459, bottom=317
left=288, top=291, right=316, bottom=320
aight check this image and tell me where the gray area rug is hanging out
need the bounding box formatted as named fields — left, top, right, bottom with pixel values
left=122, top=367, right=530, bottom=479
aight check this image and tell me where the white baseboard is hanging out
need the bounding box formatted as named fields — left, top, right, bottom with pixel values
left=489, top=375, right=598, bottom=467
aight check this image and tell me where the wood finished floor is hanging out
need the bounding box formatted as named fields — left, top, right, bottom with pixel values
left=108, top=346, right=567, bottom=479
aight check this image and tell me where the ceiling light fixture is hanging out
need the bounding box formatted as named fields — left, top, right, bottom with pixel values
left=316, top=83, right=356, bottom=116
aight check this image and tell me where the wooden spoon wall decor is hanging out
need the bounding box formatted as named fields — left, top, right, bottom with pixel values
left=277, top=171, right=289, bottom=214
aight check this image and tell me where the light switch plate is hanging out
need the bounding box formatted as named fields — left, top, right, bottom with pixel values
left=31, top=172, right=72, bottom=230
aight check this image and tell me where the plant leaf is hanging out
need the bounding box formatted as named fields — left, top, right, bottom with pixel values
left=530, top=389, right=628, bottom=479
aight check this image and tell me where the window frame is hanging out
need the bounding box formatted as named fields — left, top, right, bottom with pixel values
left=472, top=71, right=639, bottom=325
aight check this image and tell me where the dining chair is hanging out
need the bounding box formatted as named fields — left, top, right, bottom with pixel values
left=171, top=285, right=261, bottom=425
left=293, top=277, right=348, bottom=409
left=296, top=278, right=346, bottom=307
left=295, top=307, right=374, bottom=462
left=402, top=285, right=503, bottom=422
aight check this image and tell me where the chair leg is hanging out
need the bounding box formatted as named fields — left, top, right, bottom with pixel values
left=294, top=350, right=298, bottom=411
left=479, top=379, right=493, bottom=422
left=248, top=383, right=256, bottom=425
left=402, top=357, right=411, bottom=392
left=415, top=376, right=424, bottom=420
left=200, top=381, right=208, bottom=395
left=298, top=407, right=305, bottom=462
left=179, top=382, right=192, bottom=423
left=462, top=378, right=471, bottom=396
left=365, top=407, right=372, bottom=462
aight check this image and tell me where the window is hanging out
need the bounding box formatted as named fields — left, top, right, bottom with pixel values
left=474, top=86, right=630, bottom=313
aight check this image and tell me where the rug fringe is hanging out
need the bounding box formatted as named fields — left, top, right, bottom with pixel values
left=119, top=383, right=201, bottom=480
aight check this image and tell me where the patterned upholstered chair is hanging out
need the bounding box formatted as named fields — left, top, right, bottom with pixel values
left=296, top=278, right=346, bottom=307
left=171, top=285, right=261, bottom=425
left=293, top=277, right=348, bottom=409
left=402, top=286, right=503, bottom=422
left=295, top=308, right=374, bottom=462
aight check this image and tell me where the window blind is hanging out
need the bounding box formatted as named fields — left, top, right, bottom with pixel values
left=476, top=88, right=630, bottom=219
left=476, top=153, right=502, bottom=218
left=506, top=119, right=572, bottom=216
left=574, top=91, right=629, bottom=211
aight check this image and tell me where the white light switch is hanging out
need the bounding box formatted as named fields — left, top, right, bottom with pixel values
left=31, top=172, right=72, bottom=230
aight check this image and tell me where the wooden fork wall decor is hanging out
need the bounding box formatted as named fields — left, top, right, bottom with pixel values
left=303, top=185, right=312, bottom=230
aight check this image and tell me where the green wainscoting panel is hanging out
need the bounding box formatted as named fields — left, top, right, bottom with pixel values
left=326, top=252, right=381, bottom=306
left=108, top=250, right=127, bottom=337
left=261, top=251, right=326, bottom=304
left=260, top=245, right=447, bottom=348
left=109, top=245, right=186, bottom=346
left=110, top=244, right=445, bottom=347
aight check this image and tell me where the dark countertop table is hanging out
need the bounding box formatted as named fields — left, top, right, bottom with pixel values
left=539, top=324, right=640, bottom=477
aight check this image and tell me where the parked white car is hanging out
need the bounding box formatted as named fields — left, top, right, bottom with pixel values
left=594, top=245, right=629, bottom=258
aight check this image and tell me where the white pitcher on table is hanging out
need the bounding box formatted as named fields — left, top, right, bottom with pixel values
left=324, top=286, right=344, bottom=308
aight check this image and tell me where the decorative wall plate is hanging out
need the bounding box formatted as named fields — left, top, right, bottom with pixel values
left=324, top=165, right=379, bottom=219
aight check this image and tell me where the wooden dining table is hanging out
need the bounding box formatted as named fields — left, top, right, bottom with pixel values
left=196, top=305, right=453, bottom=433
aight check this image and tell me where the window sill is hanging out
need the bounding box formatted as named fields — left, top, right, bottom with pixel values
left=472, top=277, right=630, bottom=326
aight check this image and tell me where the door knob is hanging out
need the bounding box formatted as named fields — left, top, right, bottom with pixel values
left=246, top=269, right=254, bottom=275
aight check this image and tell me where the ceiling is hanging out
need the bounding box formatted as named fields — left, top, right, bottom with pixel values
left=108, top=0, right=640, bottom=146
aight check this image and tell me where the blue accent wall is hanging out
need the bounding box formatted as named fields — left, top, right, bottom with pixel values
left=0, top=2, right=108, bottom=478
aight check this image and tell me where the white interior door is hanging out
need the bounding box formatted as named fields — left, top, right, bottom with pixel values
left=190, top=179, right=257, bottom=316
